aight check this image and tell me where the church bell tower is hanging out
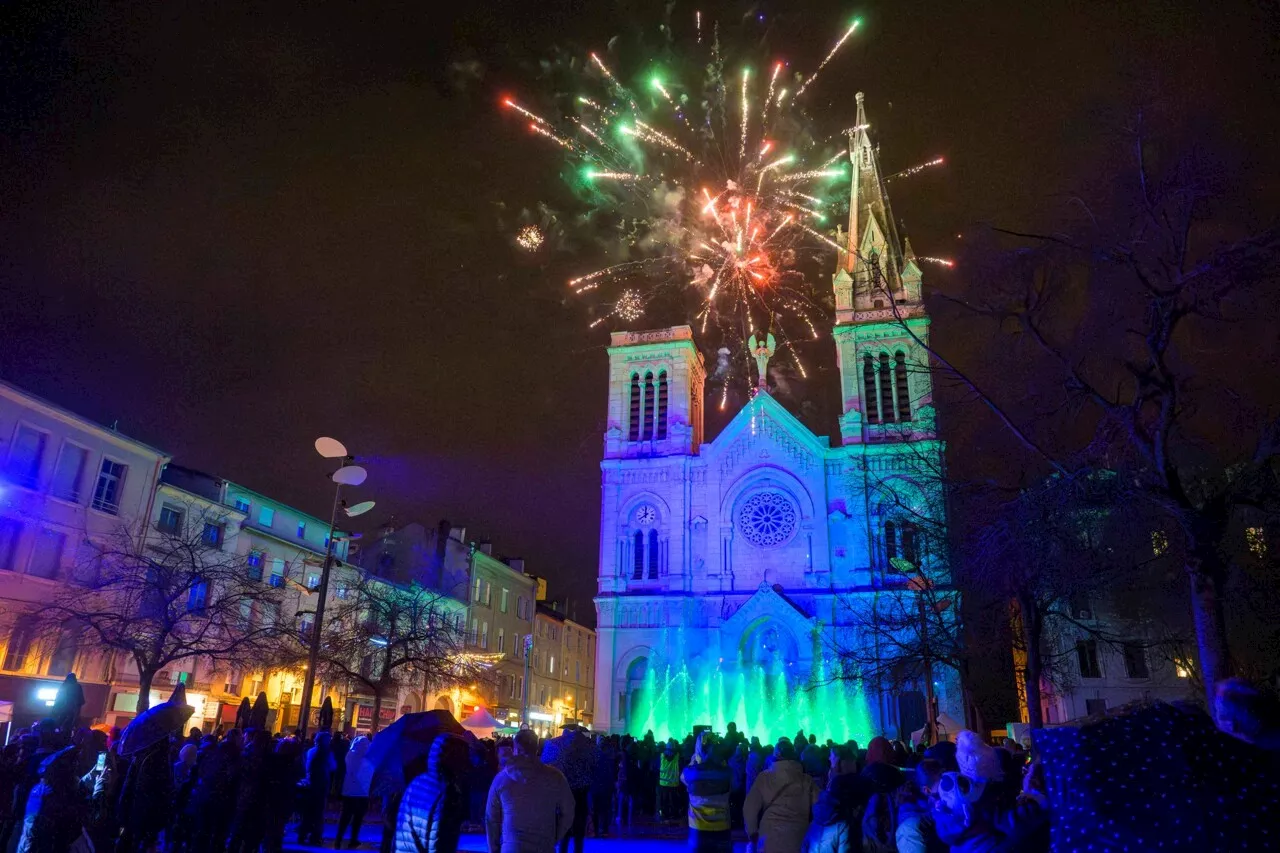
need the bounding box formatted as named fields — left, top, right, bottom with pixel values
left=832, top=93, right=936, bottom=445
left=603, top=325, right=705, bottom=458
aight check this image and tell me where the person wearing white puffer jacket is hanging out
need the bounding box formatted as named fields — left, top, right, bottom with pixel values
left=337, top=735, right=373, bottom=849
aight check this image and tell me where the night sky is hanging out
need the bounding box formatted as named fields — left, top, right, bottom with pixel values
left=3, top=1, right=1278, bottom=617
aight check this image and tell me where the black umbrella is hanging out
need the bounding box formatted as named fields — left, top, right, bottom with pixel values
left=317, top=696, right=334, bottom=732
left=235, top=697, right=251, bottom=730
left=118, top=696, right=193, bottom=758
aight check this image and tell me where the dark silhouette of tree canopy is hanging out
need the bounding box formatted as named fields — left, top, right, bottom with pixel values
left=43, top=502, right=290, bottom=714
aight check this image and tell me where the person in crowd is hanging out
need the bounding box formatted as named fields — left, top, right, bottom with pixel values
left=801, top=765, right=871, bottom=853
left=485, top=728, right=575, bottom=853
left=859, top=759, right=905, bottom=853
left=264, top=737, right=303, bottom=852
left=50, top=674, right=85, bottom=735
left=338, top=734, right=373, bottom=849
left=395, top=733, right=470, bottom=853
left=681, top=732, right=732, bottom=853
left=745, top=742, right=766, bottom=800
left=590, top=735, right=616, bottom=838
left=227, top=729, right=273, bottom=853
left=296, top=730, right=336, bottom=846
left=932, top=731, right=1007, bottom=853
left=864, top=736, right=895, bottom=768
left=744, top=739, right=818, bottom=853
left=188, top=733, right=239, bottom=853
left=658, top=740, right=681, bottom=823
left=15, top=744, right=85, bottom=853
left=169, top=742, right=199, bottom=850
left=801, top=735, right=827, bottom=787
left=616, top=739, right=634, bottom=829
left=332, top=730, right=351, bottom=798
left=118, top=735, right=173, bottom=853
left=896, top=759, right=946, bottom=853
left=1215, top=677, right=1280, bottom=751
left=541, top=724, right=596, bottom=853
left=727, top=743, right=748, bottom=830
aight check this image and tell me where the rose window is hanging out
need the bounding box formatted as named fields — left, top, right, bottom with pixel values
left=737, top=491, right=799, bottom=548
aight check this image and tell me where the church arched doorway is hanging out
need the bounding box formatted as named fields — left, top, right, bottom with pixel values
left=435, top=695, right=454, bottom=715
left=624, top=656, right=649, bottom=730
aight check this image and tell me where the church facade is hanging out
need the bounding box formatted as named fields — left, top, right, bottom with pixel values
left=592, top=94, right=960, bottom=741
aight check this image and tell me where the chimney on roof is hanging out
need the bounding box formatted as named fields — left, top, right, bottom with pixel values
left=449, top=526, right=466, bottom=543
left=506, top=557, right=525, bottom=574
left=478, top=540, right=493, bottom=556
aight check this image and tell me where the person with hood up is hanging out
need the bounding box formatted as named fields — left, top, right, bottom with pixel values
left=297, top=730, right=336, bottom=846
left=743, top=740, right=818, bottom=853
left=15, top=744, right=86, bottom=853
left=395, top=733, right=470, bottom=853
left=50, top=674, right=85, bottom=735
left=338, top=734, right=373, bottom=848
left=680, top=732, right=732, bottom=853
left=485, top=729, right=575, bottom=853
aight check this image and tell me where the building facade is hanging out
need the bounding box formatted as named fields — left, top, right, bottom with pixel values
left=593, top=95, right=960, bottom=741
left=0, top=380, right=169, bottom=731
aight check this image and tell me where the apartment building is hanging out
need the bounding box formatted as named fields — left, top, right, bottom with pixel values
left=0, top=380, right=168, bottom=730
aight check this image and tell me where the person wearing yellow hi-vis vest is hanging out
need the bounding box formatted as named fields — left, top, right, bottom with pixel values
left=658, top=740, right=681, bottom=822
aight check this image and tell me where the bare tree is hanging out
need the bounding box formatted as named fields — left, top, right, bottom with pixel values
left=43, top=502, right=291, bottom=714
left=869, top=115, right=1280, bottom=708
left=827, top=436, right=983, bottom=740
left=312, top=567, right=484, bottom=731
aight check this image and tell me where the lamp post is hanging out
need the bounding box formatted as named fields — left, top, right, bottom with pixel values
left=297, top=437, right=375, bottom=738
left=520, top=634, right=533, bottom=728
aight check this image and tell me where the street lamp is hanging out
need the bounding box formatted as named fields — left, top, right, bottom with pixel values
left=297, top=436, right=375, bottom=737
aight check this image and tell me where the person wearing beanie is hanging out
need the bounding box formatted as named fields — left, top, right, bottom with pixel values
left=681, top=733, right=732, bottom=853
left=744, top=739, right=818, bottom=852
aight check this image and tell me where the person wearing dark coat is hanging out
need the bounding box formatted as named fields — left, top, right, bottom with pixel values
left=394, top=734, right=470, bottom=853
left=117, top=736, right=174, bottom=853
left=590, top=737, right=617, bottom=838
left=15, top=745, right=85, bottom=853
left=297, top=731, right=336, bottom=845
left=188, top=736, right=240, bottom=853
left=264, top=738, right=303, bottom=852
left=50, top=674, right=85, bottom=734
left=802, top=771, right=872, bottom=853
left=227, top=730, right=273, bottom=853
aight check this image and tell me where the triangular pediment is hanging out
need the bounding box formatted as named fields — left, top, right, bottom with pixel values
left=706, top=393, right=829, bottom=477
left=721, top=582, right=816, bottom=648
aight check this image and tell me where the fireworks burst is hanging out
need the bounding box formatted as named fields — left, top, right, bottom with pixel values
left=498, top=14, right=941, bottom=398
left=516, top=225, right=545, bottom=251
left=886, top=156, right=945, bottom=182
left=615, top=289, right=645, bottom=321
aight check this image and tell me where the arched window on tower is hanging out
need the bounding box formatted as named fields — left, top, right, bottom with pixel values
left=894, top=351, right=911, bottom=421
left=632, top=531, right=644, bottom=579
left=642, top=372, right=655, bottom=440
left=901, top=523, right=920, bottom=567
left=863, top=355, right=880, bottom=424
left=647, top=529, right=659, bottom=579
left=878, top=353, right=895, bottom=423
left=628, top=373, right=641, bottom=441
left=656, top=370, right=669, bottom=440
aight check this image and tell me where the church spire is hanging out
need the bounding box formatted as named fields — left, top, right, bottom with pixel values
left=834, top=93, right=905, bottom=319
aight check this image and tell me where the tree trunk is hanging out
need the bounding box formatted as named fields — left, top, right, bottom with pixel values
left=136, top=669, right=155, bottom=714
left=1018, top=596, right=1044, bottom=729
left=371, top=689, right=384, bottom=734
left=1187, top=557, right=1232, bottom=709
